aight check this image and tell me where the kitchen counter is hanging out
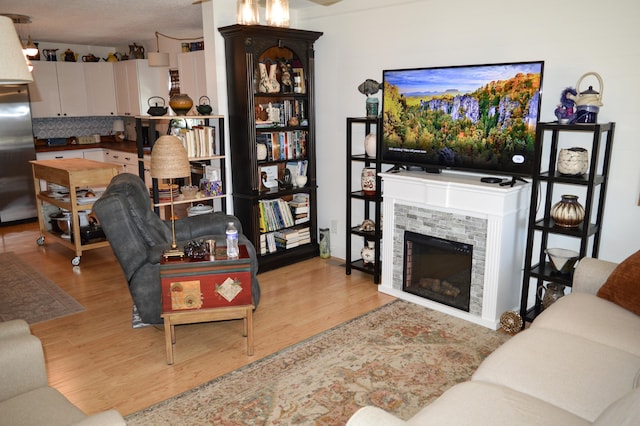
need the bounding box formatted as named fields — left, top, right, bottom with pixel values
left=35, top=139, right=151, bottom=155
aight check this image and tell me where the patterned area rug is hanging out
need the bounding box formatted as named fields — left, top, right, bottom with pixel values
left=0, top=251, right=84, bottom=324
left=127, top=300, right=509, bottom=425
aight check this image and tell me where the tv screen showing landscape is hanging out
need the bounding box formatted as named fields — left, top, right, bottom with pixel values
left=382, top=61, right=544, bottom=177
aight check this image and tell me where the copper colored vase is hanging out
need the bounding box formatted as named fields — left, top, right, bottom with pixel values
left=169, top=93, right=193, bottom=116
left=550, top=195, right=585, bottom=228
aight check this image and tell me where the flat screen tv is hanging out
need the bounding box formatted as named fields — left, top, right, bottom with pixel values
left=382, top=61, right=544, bottom=178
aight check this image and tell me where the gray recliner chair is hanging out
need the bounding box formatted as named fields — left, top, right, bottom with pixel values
left=93, top=173, right=260, bottom=325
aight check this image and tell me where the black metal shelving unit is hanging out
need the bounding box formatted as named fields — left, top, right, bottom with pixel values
left=519, top=122, right=615, bottom=324
left=345, top=116, right=383, bottom=283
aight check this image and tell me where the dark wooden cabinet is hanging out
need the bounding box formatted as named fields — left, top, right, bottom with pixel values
left=345, top=117, right=383, bottom=283
left=519, top=122, right=615, bottom=324
left=219, top=24, right=323, bottom=272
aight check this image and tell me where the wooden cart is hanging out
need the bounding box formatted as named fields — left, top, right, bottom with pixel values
left=30, top=158, right=119, bottom=266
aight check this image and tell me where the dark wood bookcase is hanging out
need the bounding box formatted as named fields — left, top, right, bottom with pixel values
left=219, top=24, right=323, bottom=272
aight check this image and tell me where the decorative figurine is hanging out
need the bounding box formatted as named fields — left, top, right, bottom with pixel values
left=358, top=79, right=383, bottom=117
left=554, top=87, right=577, bottom=124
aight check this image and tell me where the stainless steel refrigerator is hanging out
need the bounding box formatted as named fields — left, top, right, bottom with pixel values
left=0, top=85, right=37, bottom=223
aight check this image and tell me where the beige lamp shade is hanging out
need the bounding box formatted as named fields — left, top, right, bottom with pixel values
left=148, top=51, right=170, bottom=67
left=0, top=16, right=33, bottom=84
left=150, top=135, right=190, bottom=179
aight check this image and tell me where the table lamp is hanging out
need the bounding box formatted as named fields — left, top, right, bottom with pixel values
left=150, top=135, right=190, bottom=258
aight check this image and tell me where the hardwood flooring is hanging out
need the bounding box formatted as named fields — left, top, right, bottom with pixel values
left=0, top=221, right=394, bottom=416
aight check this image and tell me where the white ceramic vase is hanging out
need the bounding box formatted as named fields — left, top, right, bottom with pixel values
left=364, top=133, right=376, bottom=157
left=258, top=63, right=280, bottom=93
left=557, top=147, right=589, bottom=175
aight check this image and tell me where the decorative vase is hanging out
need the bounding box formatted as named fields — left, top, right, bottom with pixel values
left=550, top=195, right=585, bottom=228
left=537, top=282, right=565, bottom=309
left=361, top=167, right=376, bottom=196
left=557, top=147, right=589, bottom=176
left=319, top=227, right=331, bottom=259
left=256, top=143, right=267, bottom=161
left=364, top=133, right=376, bottom=157
left=361, top=241, right=375, bottom=265
left=295, top=174, right=307, bottom=187
left=366, top=97, right=379, bottom=117
left=169, top=93, right=193, bottom=116
left=258, top=63, right=280, bottom=93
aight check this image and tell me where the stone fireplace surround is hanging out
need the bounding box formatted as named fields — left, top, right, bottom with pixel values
left=379, top=171, right=530, bottom=329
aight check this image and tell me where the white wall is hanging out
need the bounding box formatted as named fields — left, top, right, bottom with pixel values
left=291, top=0, right=640, bottom=263
left=206, top=0, right=640, bottom=264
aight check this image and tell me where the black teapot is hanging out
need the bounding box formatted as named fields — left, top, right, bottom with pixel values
left=147, top=96, right=168, bottom=116
left=196, top=96, right=213, bottom=115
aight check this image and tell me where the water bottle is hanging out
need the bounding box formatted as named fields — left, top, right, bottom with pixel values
left=226, top=221, right=239, bottom=258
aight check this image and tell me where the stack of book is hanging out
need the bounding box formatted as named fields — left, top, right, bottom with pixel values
left=288, top=193, right=310, bottom=225
left=274, top=227, right=311, bottom=250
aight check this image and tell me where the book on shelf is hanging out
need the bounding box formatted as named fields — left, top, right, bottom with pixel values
left=259, top=232, right=278, bottom=254
left=258, top=198, right=296, bottom=232
left=256, top=131, right=307, bottom=162
left=176, top=125, right=216, bottom=158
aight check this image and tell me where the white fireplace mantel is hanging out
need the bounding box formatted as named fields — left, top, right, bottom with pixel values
left=379, top=170, right=531, bottom=329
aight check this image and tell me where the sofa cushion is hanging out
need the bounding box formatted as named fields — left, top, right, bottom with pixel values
left=597, top=250, right=640, bottom=315
left=0, top=386, right=86, bottom=426
left=594, top=387, right=640, bottom=426
left=531, top=292, right=640, bottom=357
left=406, top=381, right=590, bottom=426
left=472, top=327, right=640, bottom=421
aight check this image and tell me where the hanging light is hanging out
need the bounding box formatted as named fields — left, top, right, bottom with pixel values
left=0, top=15, right=33, bottom=84
left=237, top=0, right=259, bottom=25
left=266, top=0, right=290, bottom=27
left=148, top=32, right=170, bottom=67
left=23, top=34, right=38, bottom=57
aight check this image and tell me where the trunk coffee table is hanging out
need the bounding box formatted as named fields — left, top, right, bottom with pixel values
left=159, top=244, right=254, bottom=365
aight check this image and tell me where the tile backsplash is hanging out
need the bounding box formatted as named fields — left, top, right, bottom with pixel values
left=32, top=116, right=125, bottom=139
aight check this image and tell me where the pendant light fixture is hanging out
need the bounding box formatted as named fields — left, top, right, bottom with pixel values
left=237, top=0, right=259, bottom=25
left=0, top=15, right=33, bottom=84
left=266, top=0, right=290, bottom=27
left=148, top=32, right=170, bottom=67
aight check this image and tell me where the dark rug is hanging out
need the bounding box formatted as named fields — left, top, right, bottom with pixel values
left=126, top=300, right=510, bottom=425
left=0, top=251, right=84, bottom=324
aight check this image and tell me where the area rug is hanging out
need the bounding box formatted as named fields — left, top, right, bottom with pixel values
left=0, top=251, right=84, bottom=324
left=126, top=300, right=510, bottom=425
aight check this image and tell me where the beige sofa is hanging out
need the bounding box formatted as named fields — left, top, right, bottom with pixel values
left=0, top=319, right=126, bottom=425
left=347, top=257, right=640, bottom=425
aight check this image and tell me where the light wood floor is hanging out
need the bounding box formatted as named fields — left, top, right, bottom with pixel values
left=0, top=221, right=395, bottom=416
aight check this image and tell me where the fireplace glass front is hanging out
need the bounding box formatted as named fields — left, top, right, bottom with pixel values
left=403, top=231, right=472, bottom=312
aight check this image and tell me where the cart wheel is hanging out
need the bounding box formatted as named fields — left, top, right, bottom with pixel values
left=71, top=256, right=81, bottom=266
left=37, top=236, right=45, bottom=246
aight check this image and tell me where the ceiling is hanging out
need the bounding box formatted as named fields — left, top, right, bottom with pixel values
left=0, top=0, right=325, bottom=47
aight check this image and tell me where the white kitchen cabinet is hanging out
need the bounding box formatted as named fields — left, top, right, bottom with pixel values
left=84, top=62, right=117, bottom=116
left=103, top=149, right=138, bottom=175
left=113, top=59, right=169, bottom=117
left=82, top=148, right=105, bottom=162
left=29, top=62, right=88, bottom=118
left=178, top=50, right=207, bottom=102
